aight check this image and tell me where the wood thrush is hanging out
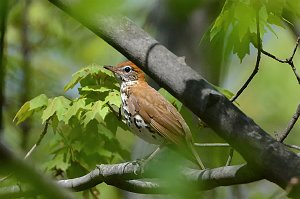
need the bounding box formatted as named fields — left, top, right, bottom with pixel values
left=104, top=61, right=205, bottom=169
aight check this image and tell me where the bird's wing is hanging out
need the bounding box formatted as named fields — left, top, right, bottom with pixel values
left=127, top=83, right=205, bottom=169
left=128, top=83, right=192, bottom=146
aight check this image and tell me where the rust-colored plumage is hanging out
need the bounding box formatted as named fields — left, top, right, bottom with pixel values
left=104, top=61, right=205, bottom=169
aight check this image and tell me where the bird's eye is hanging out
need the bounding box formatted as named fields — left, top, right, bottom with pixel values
left=124, top=66, right=131, bottom=73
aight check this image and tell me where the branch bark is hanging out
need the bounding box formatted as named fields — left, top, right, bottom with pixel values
left=48, top=0, right=300, bottom=197
left=0, top=162, right=261, bottom=197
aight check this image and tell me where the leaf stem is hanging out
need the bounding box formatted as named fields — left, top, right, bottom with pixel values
left=231, top=10, right=262, bottom=102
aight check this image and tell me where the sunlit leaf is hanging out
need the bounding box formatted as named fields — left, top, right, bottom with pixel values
left=64, top=64, right=113, bottom=91
left=80, top=85, right=112, bottom=93
left=29, top=94, right=49, bottom=110
left=208, top=0, right=298, bottom=62
left=104, top=91, right=121, bottom=107
left=63, top=98, right=86, bottom=124
left=13, top=102, right=33, bottom=125
left=14, top=94, right=49, bottom=125
left=82, top=101, right=104, bottom=127
left=41, top=96, right=71, bottom=123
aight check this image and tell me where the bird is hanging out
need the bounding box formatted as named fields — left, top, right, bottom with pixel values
left=104, top=61, right=205, bottom=169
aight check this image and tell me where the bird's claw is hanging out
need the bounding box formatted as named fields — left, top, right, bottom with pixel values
left=131, top=159, right=146, bottom=175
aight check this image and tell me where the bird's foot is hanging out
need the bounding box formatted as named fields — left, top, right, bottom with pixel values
left=131, top=158, right=147, bottom=175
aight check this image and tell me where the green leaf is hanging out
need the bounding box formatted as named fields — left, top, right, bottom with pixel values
left=52, top=115, right=59, bottom=133
left=267, top=14, right=285, bottom=29
left=63, top=98, right=86, bottom=124
left=66, top=161, right=87, bottom=178
left=233, top=32, right=251, bottom=62
left=210, top=0, right=232, bottom=41
left=41, top=96, right=71, bottom=123
left=208, top=0, right=300, bottom=63
left=104, top=90, right=121, bottom=107
left=234, top=2, right=256, bottom=40
left=99, top=105, right=110, bottom=120
left=64, top=64, right=114, bottom=92
left=13, top=102, right=33, bottom=125
left=82, top=101, right=104, bottom=127
left=14, top=94, right=49, bottom=125
left=80, top=85, right=112, bottom=93
left=45, top=153, right=70, bottom=171
left=29, top=94, right=49, bottom=110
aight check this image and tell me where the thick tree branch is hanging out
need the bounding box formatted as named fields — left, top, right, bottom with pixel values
left=0, top=162, right=261, bottom=197
left=48, top=0, right=300, bottom=197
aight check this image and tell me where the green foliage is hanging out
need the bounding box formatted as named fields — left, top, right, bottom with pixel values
left=14, top=94, right=49, bottom=125
left=14, top=64, right=130, bottom=177
left=209, top=0, right=300, bottom=61
left=14, top=64, right=235, bottom=180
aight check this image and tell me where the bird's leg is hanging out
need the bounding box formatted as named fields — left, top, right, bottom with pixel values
left=189, top=142, right=206, bottom=170
left=131, top=142, right=167, bottom=174
left=143, top=145, right=163, bottom=163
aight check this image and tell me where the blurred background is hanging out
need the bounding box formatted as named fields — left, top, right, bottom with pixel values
left=1, top=0, right=300, bottom=198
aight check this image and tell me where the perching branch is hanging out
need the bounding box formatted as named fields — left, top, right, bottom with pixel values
left=46, top=0, right=300, bottom=196
left=0, top=162, right=261, bottom=197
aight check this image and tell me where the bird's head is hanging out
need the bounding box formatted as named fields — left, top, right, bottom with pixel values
left=104, top=61, right=145, bottom=83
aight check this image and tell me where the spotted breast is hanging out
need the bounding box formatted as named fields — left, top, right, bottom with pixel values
left=121, top=82, right=165, bottom=145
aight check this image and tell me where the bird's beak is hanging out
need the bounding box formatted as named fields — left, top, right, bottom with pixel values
left=103, top=65, right=115, bottom=72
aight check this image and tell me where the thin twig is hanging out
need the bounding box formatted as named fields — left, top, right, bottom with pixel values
left=290, top=37, right=300, bottom=60
left=194, top=143, right=230, bottom=147
left=261, top=49, right=287, bottom=63
left=261, top=37, right=300, bottom=84
left=285, top=143, right=300, bottom=151
left=194, top=143, right=234, bottom=165
left=24, top=119, right=49, bottom=159
left=226, top=148, right=234, bottom=166
left=231, top=11, right=262, bottom=102
left=277, top=104, right=300, bottom=143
